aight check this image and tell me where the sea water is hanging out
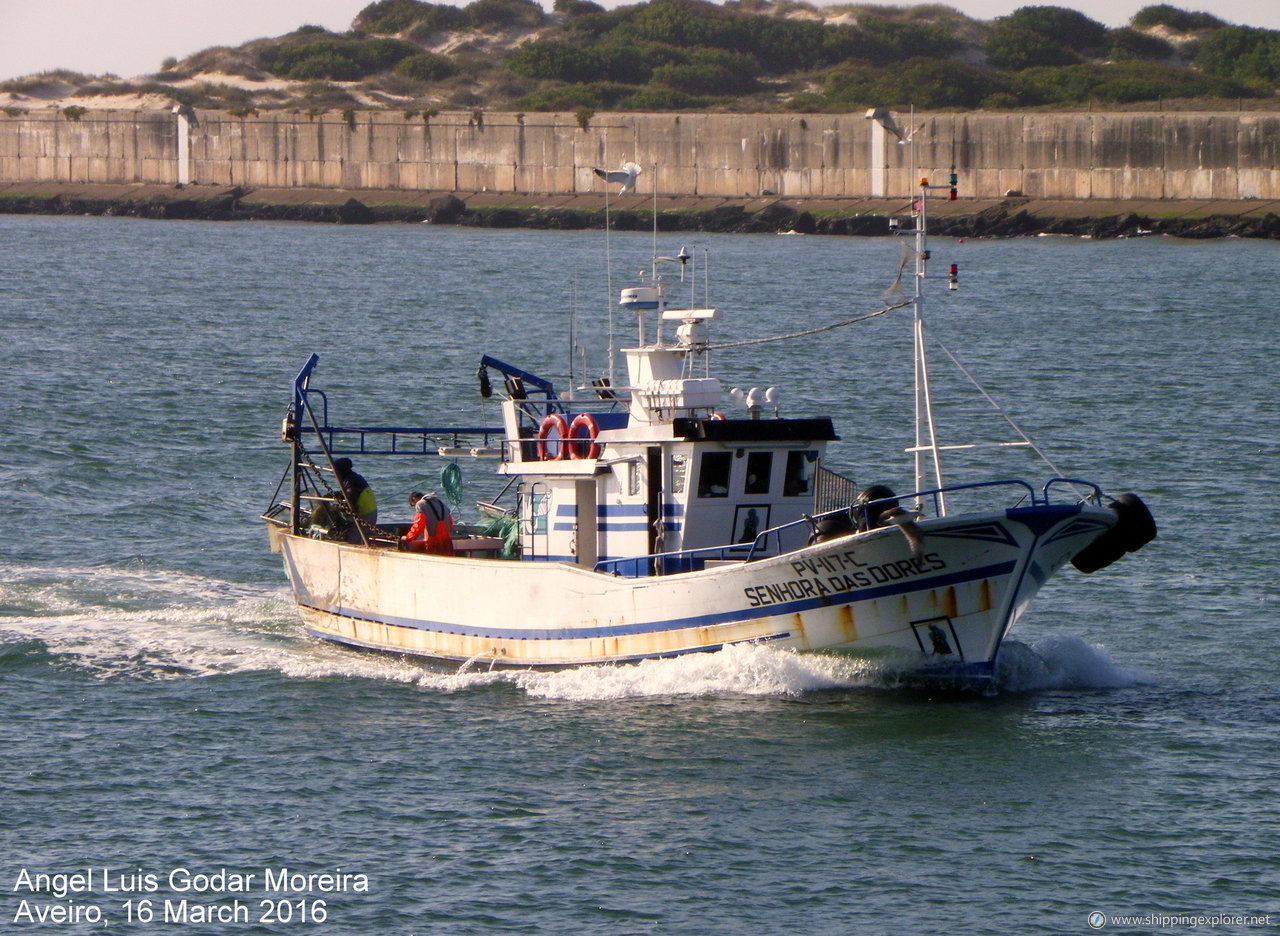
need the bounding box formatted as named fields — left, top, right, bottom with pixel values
left=1, top=215, right=1277, bottom=935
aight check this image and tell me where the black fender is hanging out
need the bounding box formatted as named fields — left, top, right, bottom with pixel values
left=854, top=485, right=899, bottom=532
left=1071, top=493, right=1157, bottom=574
left=809, top=510, right=856, bottom=544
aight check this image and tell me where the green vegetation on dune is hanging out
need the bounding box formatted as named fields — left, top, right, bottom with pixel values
left=3, top=1, right=1276, bottom=113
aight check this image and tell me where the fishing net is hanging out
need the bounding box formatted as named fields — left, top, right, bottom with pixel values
left=441, top=463, right=463, bottom=506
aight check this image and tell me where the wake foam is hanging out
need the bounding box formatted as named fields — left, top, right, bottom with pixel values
left=511, top=643, right=884, bottom=700
left=1, top=564, right=1147, bottom=696
left=426, top=636, right=1151, bottom=700
left=392, top=644, right=887, bottom=699
left=0, top=563, right=414, bottom=682
left=996, top=634, right=1148, bottom=692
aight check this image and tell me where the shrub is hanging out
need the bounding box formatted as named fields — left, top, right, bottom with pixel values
left=183, top=46, right=261, bottom=77
left=217, top=59, right=271, bottom=81
left=285, top=82, right=362, bottom=110
left=892, top=58, right=1018, bottom=108
left=558, top=4, right=632, bottom=40
left=595, top=39, right=685, bottom=83
left=446, top=88, right=482, bottom=107
left=734, top=14, right=856, bottom=71
left=618, top=86, right=716, bottom=110
left=651, top=49, right=761, bottom=95
left=464, top=0, right=547, bottom=30
left=651, top=61, right=753, bottom=95
left=985, top=25, right=1081, bottom=70
left=395, top=52, right=458, bottom=81
left=1000, top=6, right=1109, bottom=52
left=406, top=5, right=469, bottom=38
left=1131, top=4, right=1226, bottom=32
left=75, top=80, right=167, bottom=98
left=554, top=0, right=605, bottom=16
left=355, top=0, right=432, bottom=33
left=980, top=91, right=1023, bottom=108
left=184, top=82, right=286, bottom=108
left=278, top=47, right=364, bottom=81
left=507, top=40, right=603, bottom=82
left=0, top=71, right=93, bottom=94
left=1194, top=26, right=1280, bottom=84
left=851, top=17, right=962, bottom=67
left=1019, top=61, right=1258, bottom=103
left=265, top=37, right=420, bottom=81
left=515, top=81, right=635, bottom=110
left=1108, top=27, right=1176, bottom=62
left=619, top=0, right=743, bottom=49
left=595, top=0, right=959, bottom=76
left=506, top=37, right=689, bottom=85
left=822, top=58, right=1016, bottom=109
left=360, top=38, right=424, bottom=70
left=370, top=73, right=436, bottom=96
left=820, top=63, right=877, bottom=105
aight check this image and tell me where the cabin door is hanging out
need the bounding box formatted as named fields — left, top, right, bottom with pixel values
left=646, top=446, right=663, bottom=573
left=574, top=479, right=598, bottom=568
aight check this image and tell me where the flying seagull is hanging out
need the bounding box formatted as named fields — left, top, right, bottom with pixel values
left=593, top=161, right=641, bottom=194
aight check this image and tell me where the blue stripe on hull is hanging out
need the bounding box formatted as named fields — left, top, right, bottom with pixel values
left=298, top=559, right=1017, bottom=642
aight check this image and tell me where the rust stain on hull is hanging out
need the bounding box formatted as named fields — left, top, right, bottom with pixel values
left=838, top=605, right=858, bottom=644
left=943, top=585, right=958, bottom=620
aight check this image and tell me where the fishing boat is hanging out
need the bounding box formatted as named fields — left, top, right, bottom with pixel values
left=262, top=176, right=1155, bottom=688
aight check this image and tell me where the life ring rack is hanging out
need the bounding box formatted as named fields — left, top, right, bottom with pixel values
left=568, top=413, right=602, bottom=460
left=537, top=413, right=570, bottom=460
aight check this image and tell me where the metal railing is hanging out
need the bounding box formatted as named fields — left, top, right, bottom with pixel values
left=593, top=477, right=1103, bottom=578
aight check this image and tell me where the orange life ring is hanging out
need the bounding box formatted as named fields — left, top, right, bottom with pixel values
left=537, top=413, right=570, bottom=460
left=708, top=412, right=726, bottom=421
left=568, top=413, right=602, bottom=460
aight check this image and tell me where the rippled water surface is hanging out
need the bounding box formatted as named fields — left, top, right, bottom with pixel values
left=1, top=216, right=1277, bottom=934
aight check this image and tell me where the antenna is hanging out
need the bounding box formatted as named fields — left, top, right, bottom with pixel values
left=652, top=163, right=658, bottom=258
left=568, top=277, right=577, bottom=402
left=604, top=142, right=615, bottom=386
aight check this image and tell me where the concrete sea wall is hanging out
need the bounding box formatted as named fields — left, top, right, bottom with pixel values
left=2, top=108, right=1278, bottom=201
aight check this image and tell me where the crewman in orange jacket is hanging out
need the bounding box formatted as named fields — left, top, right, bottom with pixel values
left=400, top=491, right=454, bottom=555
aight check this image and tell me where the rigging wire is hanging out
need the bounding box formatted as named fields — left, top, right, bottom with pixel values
left=703, top=299, right=911, bottom=350
left=881, top=240, right=914, bottom=306
left=930, top=337, right=1067, bottom=479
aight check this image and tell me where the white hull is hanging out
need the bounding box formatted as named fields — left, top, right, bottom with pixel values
left=276, top=502, right=1114, bottom=682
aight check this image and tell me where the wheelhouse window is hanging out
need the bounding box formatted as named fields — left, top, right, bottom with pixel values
left=530, top=491, right=549, bottom=533
left=697, top=452, right=732, bottom=498
left=671, top=455, right=688, bottom=494
left=784, top=451, right=817, bottom=497
left=744, top=452, right=773, bottom=495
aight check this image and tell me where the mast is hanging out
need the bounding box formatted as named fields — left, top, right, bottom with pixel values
left=911, top=181, right=947, bottom=514
left=876, top=105, right=947, bottom=514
